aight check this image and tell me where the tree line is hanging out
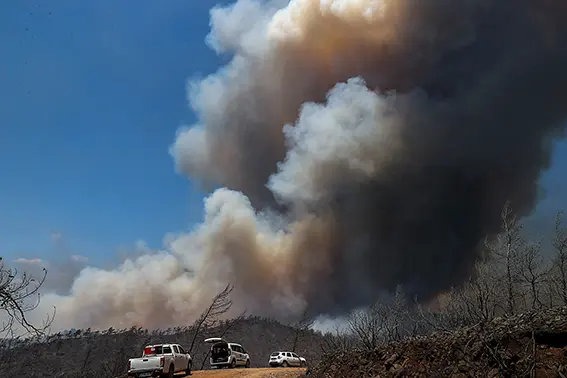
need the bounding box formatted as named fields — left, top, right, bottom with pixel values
left=2, top=202, right=566, bottom=366
left=322, top=203, right=567, bottom=352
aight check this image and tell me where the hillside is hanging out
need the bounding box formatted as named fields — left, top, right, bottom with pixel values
left=0, top=316, right=326, bottom=378
left=311, top=307, right=567, bottom=377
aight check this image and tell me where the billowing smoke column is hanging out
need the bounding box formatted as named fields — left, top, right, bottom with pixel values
left=29, top=0, right=567, bottom=331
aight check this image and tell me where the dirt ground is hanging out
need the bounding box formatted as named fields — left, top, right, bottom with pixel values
left=189, top=367, right=307, bottom=378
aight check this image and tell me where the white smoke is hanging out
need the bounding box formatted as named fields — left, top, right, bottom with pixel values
left=32, top=75, right=389, bottom=332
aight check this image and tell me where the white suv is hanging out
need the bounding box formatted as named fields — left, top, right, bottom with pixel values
left=204, top=337, right=251, bottom=369
left=269, top=351, right=307, bottom=367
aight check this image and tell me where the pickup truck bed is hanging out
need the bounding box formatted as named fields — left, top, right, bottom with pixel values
left=128, top=355, right=164, bottom=377
left=128, top=343, right=192, bottom=377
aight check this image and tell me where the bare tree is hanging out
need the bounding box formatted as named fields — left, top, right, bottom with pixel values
left=485, top=202, right=524, bottom=315
left=550, top=210, right=567, bottom=305
left=541, top=266, right=557, bottom=309
left=288, top=308, right=314, bottom=353
left=459, top=261, right=502, bottom=324
left=347, top=302, right=387, bottom=351
left=187, top=284, right=233, bottom=355
left=199, top=309, right=247, bottom=370
left=98, top=329, right=140, bottom=378
left=345, top=287, right=423, bottom=351
left=0, top=257, right=55, bottom=337
left=320, top=325, right=357, bottom=356
left=517, top=240, right=546, bottom=310
left=384, top=286, right=418, bottom=341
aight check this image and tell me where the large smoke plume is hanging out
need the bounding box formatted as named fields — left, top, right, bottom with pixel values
left=22, top=0, right=567, bottom=331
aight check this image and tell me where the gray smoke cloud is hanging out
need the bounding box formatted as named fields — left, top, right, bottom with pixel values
left=18, top=0, right=567, bottom=332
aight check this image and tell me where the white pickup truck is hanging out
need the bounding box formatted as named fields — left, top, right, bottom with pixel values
left=127, top=343, right=192, bottom=378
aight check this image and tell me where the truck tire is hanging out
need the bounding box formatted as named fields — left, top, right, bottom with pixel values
left=230, top=358, right=236, bottom=369
left=245, top=359, right=250, bottom=368
left=185, top=360, right=192, bottom=376
left=282, top=361, right=289, bottom=368
left=165, top=364, right=174, bottom=378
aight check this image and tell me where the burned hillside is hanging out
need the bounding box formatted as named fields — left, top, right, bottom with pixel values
left=0, top=316, right=326, bottom=378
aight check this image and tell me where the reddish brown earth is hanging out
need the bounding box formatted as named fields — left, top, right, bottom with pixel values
left=312, top=307, right=567, bottom=377
left=190, top=367, right=307, bottom=378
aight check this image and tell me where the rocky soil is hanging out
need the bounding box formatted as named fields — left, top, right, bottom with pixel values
left=191, top=367, right=307, bottom=378
left=311, top=307, right=567, bottom=377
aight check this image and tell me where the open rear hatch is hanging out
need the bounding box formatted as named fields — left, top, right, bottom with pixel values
left=205, top=338, right=230, bottom=363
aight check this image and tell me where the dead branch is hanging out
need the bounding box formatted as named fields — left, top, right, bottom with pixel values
left=517, top=241, right=546, bottom=311
left=200, top=309, right=247, bottom=370
left=0, top=257, right=55, bottom=337
left=319, top=324, right=357, bottom=356
left=187, top=283, right=233, bottom=355
left=289, top=308, right=314, bottom=353
left=347, top=303, right=386, bottom=350
left=552, top=210, right=567, bottom=305
left=484, top=201, right=525, bottom=316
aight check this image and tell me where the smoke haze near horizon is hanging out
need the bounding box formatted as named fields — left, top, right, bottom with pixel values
left=14, top=0, right=567, bottom=332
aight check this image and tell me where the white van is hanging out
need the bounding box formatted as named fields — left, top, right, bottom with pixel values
left=204, top=337, right=251, bottom=369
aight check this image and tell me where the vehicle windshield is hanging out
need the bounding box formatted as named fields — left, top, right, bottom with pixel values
left=143, top=346, right=163, bottom=356
left=271, top=352, right=280, bottom=356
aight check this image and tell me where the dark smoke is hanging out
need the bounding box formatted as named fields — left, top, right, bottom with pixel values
left=321, top=3, right=567, bottom=312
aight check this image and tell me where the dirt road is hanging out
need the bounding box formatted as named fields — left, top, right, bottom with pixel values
left=189, top=367, right=306, bottom=378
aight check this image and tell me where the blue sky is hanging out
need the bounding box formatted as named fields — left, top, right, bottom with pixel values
left=0, top=0, right=234, bottom=266
left=1, top=0, right=566, bottom=268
